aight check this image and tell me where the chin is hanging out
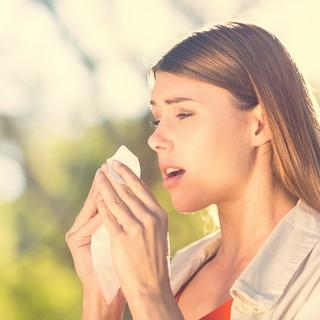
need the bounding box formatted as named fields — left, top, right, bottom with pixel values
left=171, top=196, right=207, bottom=214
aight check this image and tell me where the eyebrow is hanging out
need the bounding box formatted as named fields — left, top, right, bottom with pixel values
left=149, top=97, right=196, bottom=107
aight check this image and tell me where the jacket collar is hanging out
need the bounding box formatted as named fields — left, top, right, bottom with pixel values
left=230, top=200, right=320, bottom=313
left=170, top=229, right=222, bottom=295
left=170, top=201, right=320, bottom=313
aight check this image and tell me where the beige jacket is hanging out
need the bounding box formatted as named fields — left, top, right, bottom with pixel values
left=170, top=200, right=320, bottom=319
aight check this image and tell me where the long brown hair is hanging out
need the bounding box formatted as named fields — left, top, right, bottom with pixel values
left=150, top=21, right=320, bottom=211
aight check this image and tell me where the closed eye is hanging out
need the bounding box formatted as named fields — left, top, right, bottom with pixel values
left=150, top=120, right=160, bottom=128
left=150, top=113, right=192, bottom=128
left=176, top=113, right=192, bottom=120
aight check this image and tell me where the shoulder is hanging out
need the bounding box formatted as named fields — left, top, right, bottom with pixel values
left=230, top=200, right=320, bottom=316
left=170, top=230, right=221, bottom=295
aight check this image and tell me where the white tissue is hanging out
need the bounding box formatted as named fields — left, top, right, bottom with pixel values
left=91, top=224, right=120, bottom=304
left=91, top=145, right=141, bottom=304
left=107, top=145, right=141, bottom=184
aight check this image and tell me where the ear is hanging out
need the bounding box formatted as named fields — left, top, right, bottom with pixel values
left=251, top=104, right=271, bottom=147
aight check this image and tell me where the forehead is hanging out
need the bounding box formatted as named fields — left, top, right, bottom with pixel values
left=151, top=72, right=197, bottom=93
left=150, top=72, right=234, bottom=106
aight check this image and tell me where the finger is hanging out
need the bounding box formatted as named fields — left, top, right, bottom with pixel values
left=85, top=179, right=97, bottom=203
left=99, top=165, right=156, bottom=223
left=67, top=174, right=99, bottom=234
left=95, top=169, right=138, bottom=228
left=66, top=211, right=102, bottom=245
left=100, top=165, right=168, bottom=235
left=101, top=162, right=162, bottom=214
left=96, top=195, right=124, bottom=237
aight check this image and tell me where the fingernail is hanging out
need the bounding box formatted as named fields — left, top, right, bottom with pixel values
left=101, top=163, right=109, bottom=172
left=96, top=170, right=107, bottom=180
left=97, top=194, right=103, bottom=201
left=112, top=159, right=122, bottom=167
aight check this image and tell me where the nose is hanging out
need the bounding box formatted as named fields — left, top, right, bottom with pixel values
left=148, top=125, right=174, bottom=153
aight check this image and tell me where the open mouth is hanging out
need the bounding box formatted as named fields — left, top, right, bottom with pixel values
left=163, top=167, right=186, bottom=188
left=166, top=168, right=186, bottom=179
left=159, top=161, right=186, bottom=188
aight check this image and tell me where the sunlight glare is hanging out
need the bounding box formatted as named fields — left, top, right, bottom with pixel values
left=0, top=155, right=26, bottom=202
left=97, top=60, right=149, bottom=118
left=113, top=0, right=193, bottom=59
left=244, top=0, right=320, bottom=80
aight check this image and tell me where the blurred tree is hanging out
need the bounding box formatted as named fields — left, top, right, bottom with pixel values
left=0, top=115, right=208, bottom=319
left=1, top=0, right=319, bottom=319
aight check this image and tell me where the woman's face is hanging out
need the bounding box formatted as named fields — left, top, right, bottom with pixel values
left=148, top=72, right=256, bottom=213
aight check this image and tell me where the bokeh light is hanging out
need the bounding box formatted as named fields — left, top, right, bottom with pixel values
left=0, top=154, right=26, bottom=202
left=0, top=1, right=319, bottom=319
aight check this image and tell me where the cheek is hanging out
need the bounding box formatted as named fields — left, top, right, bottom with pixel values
left=182, top=128, right=252, bottom=208
left=188, top=122, right=235, bottom=169
left=168, top=115, right=253, bottom=211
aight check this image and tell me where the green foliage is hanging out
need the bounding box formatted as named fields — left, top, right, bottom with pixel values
left=0, top=117, right=209, bottom=319
left=0, top=199, right=82, bottom=320
left=1, top=2, right=318, bottom=319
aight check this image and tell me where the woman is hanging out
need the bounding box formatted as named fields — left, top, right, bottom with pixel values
left=66, top=22, right=320, bottom=319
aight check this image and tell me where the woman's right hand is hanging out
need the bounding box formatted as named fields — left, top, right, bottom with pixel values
left=65, top=178, right=126, bottom=319
left=66, top=179, right=101, bottom=290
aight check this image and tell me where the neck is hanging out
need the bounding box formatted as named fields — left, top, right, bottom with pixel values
left=214, top=153, right=297, bottom=269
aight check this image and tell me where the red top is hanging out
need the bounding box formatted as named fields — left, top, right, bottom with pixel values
left=176, top=286, right=233, bottom=320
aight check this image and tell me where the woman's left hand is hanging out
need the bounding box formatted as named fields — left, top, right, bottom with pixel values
left=95, top=160, right=173, bottom=311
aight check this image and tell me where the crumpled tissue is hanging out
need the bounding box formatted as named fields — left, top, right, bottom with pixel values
left=91, top=145, right=141, bottom=304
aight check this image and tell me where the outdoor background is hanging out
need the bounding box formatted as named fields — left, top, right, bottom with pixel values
left=0, top=0, right=319, bottom=319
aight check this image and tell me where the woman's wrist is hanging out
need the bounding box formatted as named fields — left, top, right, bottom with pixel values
left=128, top=288, right=184, bottom=320
left=82, top=287, right=126, bottom=320
left=82, top=291, right=108, bottom=320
